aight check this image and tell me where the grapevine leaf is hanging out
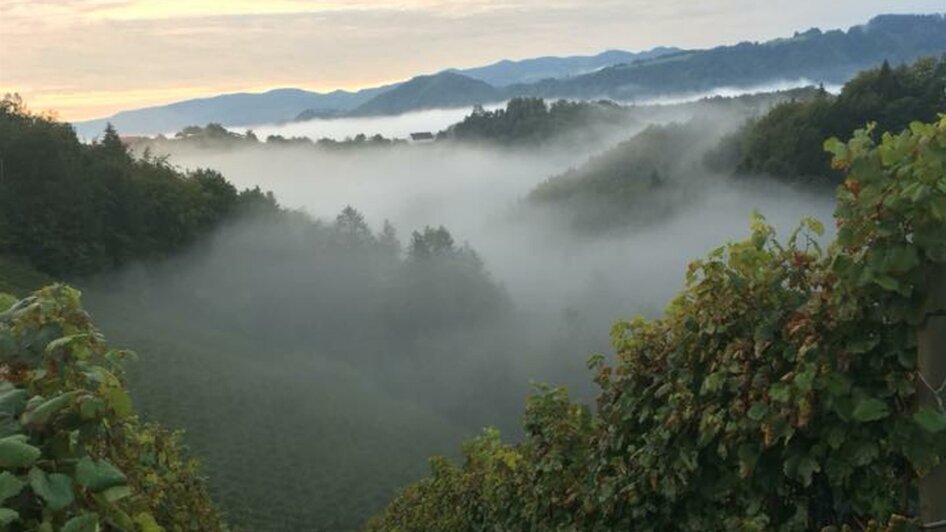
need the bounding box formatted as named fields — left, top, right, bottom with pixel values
left=852, top=398, right=889, bottom=422
left=102, top=485, right=132, bottom=503
left=0, top=435, right=41, bottom=468
left=20, top=391, right=80, bottom=427
left=28, top=468, right=75, bottom=511
left=134, top=512, right=163, bottom=532
left=747, top=403, right=767, bottom=421
left=0, top=508, right=18, bottom=526
left=61, top=513, right=99, bottom=532
left=914, top=407, right=946, bottom=433
left=0, top=388, right=27, bottom=416
left=0, top=472, right=25, bottom=504
left=76, top=457, right=127, bottom=492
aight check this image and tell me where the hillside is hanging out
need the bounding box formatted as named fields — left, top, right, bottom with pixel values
left=513, top=14, right=946, bottom=101
left=719, top=55, right=946, bottom=183
left=525, top=88, right=816, bottom=229
left=529, top=56, right=946, bottom=230
left=74, top=85, right=394, bottom=138
left=0, top=95, right=280, bottom=277
left=340, top=14, right=946, bottom=118
left=349, top=72, right=502, bottom=116
left=529, top=121, right=714, bottom=229
left=450, top=47, right=680, bottom=86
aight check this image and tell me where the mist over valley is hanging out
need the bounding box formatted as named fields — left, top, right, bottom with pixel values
left=2, top=8, right=945, bottom=532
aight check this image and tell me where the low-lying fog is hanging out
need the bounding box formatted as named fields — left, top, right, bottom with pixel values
left=238, top=79, right=839, bottom=143
left=623, top=78, right=843, bottom=106
left=170, top=124, right=833, bottom=322
left=241, top=104, right=506, bottom=140
left=86, top=101, right=836, bottom=530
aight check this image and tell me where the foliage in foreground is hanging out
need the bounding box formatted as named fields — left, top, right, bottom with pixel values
left=0, top=285, right=224, bottom=531
left=367, top=117, right=946, bottom=530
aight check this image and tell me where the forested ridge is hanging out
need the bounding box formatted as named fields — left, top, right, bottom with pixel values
left=509, top=14, right=946, bottom=103
left=528, top=56, right=946, bottom=231
left=0, top=95, right=279, bottom=278
left=437, top=98, right=630, bottom=146
left=719, top=55, right=946, bottom=183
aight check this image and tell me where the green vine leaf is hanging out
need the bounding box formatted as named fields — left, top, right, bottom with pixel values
left=61, top=513, right=100, bottom=532
left=0, top=508, right=19, bottom=526
left=28, top=468, right=75, bottom=511
left=914, top=407, right=946, bottom=433
left=0, top=435, right=41, bottom=469
left=852, top=398, right=890, bottom=422
left=0, top=472, right=25, bottom=505
left=76, top=457, right=127, bottom=492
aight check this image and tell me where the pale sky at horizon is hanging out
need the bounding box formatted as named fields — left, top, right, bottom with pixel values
left=0, top=0, right=943, bottom=121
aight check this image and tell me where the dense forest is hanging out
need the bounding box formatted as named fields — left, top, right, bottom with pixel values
left=437, top=98, right=631, bottom=146
left=718, top=55, right=946, bottom=183
left=0, top=95, right=279, bottom=277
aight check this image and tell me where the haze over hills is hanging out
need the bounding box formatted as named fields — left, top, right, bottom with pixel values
left=511, top=13, right=946, bottom=101
left=75, top=85, right=396, bottom=139
left=447, top=47, right=682, bottom=87
left=74, top=48, right=677, bottom=138
left=73, top=13, right=946, bottom=137
left=346, top=72, right=501, bottom=118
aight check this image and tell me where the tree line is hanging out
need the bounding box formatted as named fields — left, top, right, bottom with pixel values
left=715, top=55, right=946, bottom=183
left=141, top=123, right=407, bottom=151
left=0, top=95, right=279, bottom=277
left=438, top=98, right=631, bottom=145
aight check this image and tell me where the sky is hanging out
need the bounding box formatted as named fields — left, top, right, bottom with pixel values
left=0, top=0, right=943, bottom=121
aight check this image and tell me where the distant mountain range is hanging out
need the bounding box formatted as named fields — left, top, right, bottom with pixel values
left=74, top=13, right=946, bottom=138
left=74, top=47, right=677, bottom=137
left=448, top=47, right=681, bottom=87
left=509, top=14, right=946, bottom=101
left=75, top=85, right=394, bottom=138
